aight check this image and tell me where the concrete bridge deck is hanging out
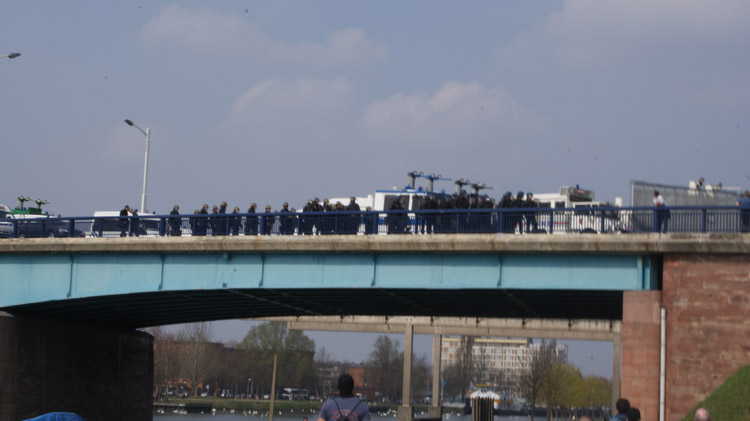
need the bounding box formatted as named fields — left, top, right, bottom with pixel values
left=1, top=232, right=748, bottom=254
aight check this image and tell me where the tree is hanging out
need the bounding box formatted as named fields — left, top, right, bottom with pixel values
left=239, top=321, right=316, bottom=397
left=147, top=326, right=179, bottom=399
left=540, top=363, right=581, bottom=421
left=557, top=364, right=586, bottom=420
left=366, top=335, right=403, bottom=402
left=411, top=353, right=432, bottom=401
left=520, top=341, right=556, bottom=421
left=583, top=375, right=611, bottom=417
left=177, top=322, right=218, bottom=397
left=441, top=336, right=474, bottom=401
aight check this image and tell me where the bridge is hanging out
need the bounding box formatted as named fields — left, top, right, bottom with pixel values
left=1, top=233, right=749, bottom=421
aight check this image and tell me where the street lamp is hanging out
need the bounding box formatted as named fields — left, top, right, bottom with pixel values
left=247, top=378, right=252, bottom=399
left=124, top=119, right=151, bottom=214
left=0, top=52, right=21, bottom=59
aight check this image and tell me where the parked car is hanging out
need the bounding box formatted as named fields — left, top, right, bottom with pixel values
left=0, top=205, right=13, bottom=238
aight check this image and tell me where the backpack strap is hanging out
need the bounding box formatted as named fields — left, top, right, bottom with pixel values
left=333, top=398, right=363, bottom=421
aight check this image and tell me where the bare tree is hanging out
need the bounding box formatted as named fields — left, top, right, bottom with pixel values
left=147, top=326, right=179, bottom=399
left=473, top=339, right=493, bottom=385
left=177, top=322, right=218, bottom=397
left=520, top=341, right=556, bottom=421
left=366, top=335, right=403, bottom=401
left=411, top=353, right=432, bottom=401
left=441, top=335, right=475, bottom=401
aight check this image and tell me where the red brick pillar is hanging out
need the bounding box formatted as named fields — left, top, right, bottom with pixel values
left=0, top=316, right=153, bottom=421
left=662, top=254, right=750, bottom=421
left=621, top=290, right=662, bottom=421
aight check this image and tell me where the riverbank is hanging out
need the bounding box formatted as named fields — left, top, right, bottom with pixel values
left=153, top=398, right=459, bottom=415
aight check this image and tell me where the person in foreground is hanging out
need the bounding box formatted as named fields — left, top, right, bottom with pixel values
left=694, top=408, right=710, bottom=421
left=318, top=374, right=371, bottom=421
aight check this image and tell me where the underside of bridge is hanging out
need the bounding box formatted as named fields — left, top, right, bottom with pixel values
left=3, top=287, right=623, bottom=328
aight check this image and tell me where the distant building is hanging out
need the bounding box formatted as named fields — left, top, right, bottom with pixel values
left=441, top=337, right=567, bottom=398
left=316, top=362, right=370, bottom=399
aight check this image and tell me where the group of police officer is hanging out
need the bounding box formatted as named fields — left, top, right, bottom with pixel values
left=164, top=190, right=541, bottom=236
left=414, top=190, right=541, bottom=234
left=167, top=197, right=364, bottom=236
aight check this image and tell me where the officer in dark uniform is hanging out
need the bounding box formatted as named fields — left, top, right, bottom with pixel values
left=119, top=205, right=131, bottom=237
left=169, top=205, right=182, bottom=236
left=421, top=195, right=438, bottom=234
left=511, top=191, right=526, bottom=233
left=346, top=197, right=361, bottom=234
left=216, top=202, right=228, bottom=235
left=279, top=202, right=293, bottom=235
left=230, top=207, right=241, bottom=235
left=524, top=193, right=538, bottom=233
left=245, top=203, right=258, bottom=235
left=195, top=204, right=209, bottom=236
left=262, top=205, right=274, bottom=235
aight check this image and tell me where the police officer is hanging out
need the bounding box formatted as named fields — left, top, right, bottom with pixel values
left=169, top=205, right=182, bottom=236
left=245, top=203, right=258, bottom=236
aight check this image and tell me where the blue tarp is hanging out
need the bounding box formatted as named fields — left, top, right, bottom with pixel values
left=24, top=413, right=85, bottom=421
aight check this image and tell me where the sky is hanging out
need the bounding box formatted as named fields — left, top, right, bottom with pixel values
left=2, top=1, right=746, bottom=380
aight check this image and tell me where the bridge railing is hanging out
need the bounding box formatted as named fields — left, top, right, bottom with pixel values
left=0, top=206, right=748, bottom=238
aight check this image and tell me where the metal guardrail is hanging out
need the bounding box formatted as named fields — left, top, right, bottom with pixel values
left=1, top=206, right=749, bottom=238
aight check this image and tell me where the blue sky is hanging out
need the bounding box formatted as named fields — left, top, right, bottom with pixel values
left=2, top=0, right=746, bottom=379
left=2, top=1, right=748, bottom=215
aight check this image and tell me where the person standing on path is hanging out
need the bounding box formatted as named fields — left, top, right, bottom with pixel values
left=317, top=374, right=370, bottom=421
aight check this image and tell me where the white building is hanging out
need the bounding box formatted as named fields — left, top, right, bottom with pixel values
left=441, top=337, right=568, bottom=398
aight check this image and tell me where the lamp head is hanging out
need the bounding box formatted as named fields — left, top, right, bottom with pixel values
left=124, top=119, right=135, bottom=126
left=8, top=53, right=21, bottom=59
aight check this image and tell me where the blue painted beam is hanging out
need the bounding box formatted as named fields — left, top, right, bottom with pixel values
left=0, top=252, right=653, bottom=309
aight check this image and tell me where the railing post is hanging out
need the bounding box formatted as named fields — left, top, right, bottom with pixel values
left=600, top=210, right=605, bottom=233
left=260, top=215, right=265, bottom=235
left=159, top=218, right=165, bottom=236
left=701, top=209, right=707, bottom=233
left=455, top=211, right=460, bottom=234
left=68, top=219, right=75, bottom=238
left=653, top=209, right=659, bottom=233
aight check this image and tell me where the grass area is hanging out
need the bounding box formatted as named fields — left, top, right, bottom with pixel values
left=679, top=364, right=750, bottom=421
left=156, top=398, right=324, bottom=412
left=154, top=398, right=444, bottom=415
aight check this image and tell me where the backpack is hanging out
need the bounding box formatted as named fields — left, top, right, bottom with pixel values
left=333, top=398, right=362, bottom=421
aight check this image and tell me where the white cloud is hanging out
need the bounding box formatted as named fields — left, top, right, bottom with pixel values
left=496, top=0, right=750, bottom=73
left=225, top=77, right=357, bottom=146
left=361, top=81, right=538, bottom=144
left=139, top=4, right=387, bottom=67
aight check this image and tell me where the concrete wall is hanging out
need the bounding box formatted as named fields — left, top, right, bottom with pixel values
left=662, top=254, right=750, bottom=421
left=0, top=316, right=153, bottom=421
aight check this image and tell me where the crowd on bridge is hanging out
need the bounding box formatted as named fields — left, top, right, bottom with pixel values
left=118, top=189, right=552, bottom=237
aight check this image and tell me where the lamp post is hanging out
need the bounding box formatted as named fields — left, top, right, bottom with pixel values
left=247, top=378, right=252, bottom=399
left=0, top=52, right=21, bottom=59
left=124, top=119, right=151, bottom=214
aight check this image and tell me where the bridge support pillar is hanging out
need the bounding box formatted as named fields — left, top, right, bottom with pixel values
left=621, top=291, right=662, bottom=421
left=398, top=323, right=414, bottom=421
left=0, top=315, right=153, bottom=421
left=428, top=332, right=442, bottom=418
